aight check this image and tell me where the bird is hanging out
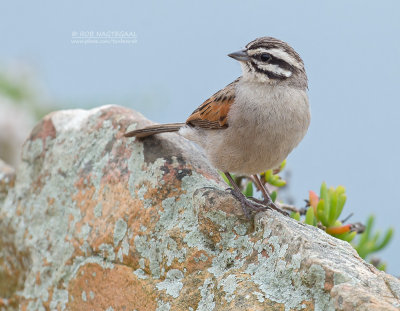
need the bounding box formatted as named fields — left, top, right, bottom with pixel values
left=124, top=37, right=310, bottom=218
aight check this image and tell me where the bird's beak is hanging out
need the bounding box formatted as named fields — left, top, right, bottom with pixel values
left=228, top=49, right=250, bottom=61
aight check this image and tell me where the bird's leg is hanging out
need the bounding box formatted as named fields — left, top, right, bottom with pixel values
left=252, top=174, right=288, bottom=216
left=224, top=172, right=269, bottom=218
left=252, top=174, right=272, bottom=204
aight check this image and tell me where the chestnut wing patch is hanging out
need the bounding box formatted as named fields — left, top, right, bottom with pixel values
left=186, top=79, right=238, bottom=129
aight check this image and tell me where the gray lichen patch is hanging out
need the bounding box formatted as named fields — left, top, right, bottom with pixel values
left=198, top=278, right=216, bottom=311
left=99, top=243, right=116, bottom=262
left=134, top=235, right=163, bottom=279
left=81, top=290, right=87, bottom=302
left=133, top=169, right=221, bottom=282
left=218, top=274, right=238, bottom=302
left=156, top=300, right=171, bottom=311
left=243, top=214, right=335, bottom=311
left=204, top=211, right=254, bottom=278
left=156, top=269, right=184, bottom=298
left=93, top=202, right=103, bottom=217
left=134, top=268, right=148, bottom=280
left=113, top=219, right=128, bottom=246
left=79, top=223, right=92, bottom=240
left=49, top=289, right=68, bottom=311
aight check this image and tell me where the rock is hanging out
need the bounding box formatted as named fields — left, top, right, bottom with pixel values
left=0, top=105, right=399, bottom=311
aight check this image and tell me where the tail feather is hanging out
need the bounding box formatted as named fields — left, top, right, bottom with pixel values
left=124, top=123, right=185, bottom=138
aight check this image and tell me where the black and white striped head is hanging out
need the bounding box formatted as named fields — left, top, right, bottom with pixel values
left=228, top=37, right=307, bottom=89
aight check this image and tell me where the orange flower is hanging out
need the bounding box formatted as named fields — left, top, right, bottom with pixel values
left=309, top=190, right=319, bottom=214
left=326, top=224, right=352, bottom=235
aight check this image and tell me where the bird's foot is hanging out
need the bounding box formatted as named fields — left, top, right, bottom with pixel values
left=227, top=188, right=271, bottom=219
left=248, top=197, right=289, bottom=217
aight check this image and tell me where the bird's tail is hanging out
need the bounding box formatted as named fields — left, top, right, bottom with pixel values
left=124, top=123, right=185, bottom=138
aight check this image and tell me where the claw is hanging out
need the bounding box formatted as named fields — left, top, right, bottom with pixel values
left=248, top=197, right=264, bottom=205
left=247, top=196, right=289, bottom=217
left=223, top=172, right=289, bottom=218
left=228, top=188, right=270, bottom=219
left=268, top=201, right=289, bottom=217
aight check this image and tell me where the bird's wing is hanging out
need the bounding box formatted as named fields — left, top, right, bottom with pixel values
left=186, top=78, right=239, bottom=129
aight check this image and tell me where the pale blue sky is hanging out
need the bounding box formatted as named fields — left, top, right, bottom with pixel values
left=1, top=0, right=400, bottom=274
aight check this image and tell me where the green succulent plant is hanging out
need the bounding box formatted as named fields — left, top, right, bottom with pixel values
left=220, top=160, right=394, bottom=271
left=353, top=215, right=393, bottom=266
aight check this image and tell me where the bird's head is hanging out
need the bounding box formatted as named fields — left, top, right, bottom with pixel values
left=228, top=37, right=307, bottom=89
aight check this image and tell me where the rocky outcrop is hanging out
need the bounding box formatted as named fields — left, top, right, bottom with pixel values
left=0, top=105, right=399, bottom=311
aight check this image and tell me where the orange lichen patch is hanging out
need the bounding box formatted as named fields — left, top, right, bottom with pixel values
left=31, top=172, right=50, bottom=193
left=261, top=249, right=269, bottom=259
left=35, top=271, right=41, bottom=285
left=94, top=107, right=130, bottom=131
left=205, top=277, right=285, bottom=311
left=46, top=197, right=55, bottom=206
left=262, top=239, right=275, bottom=254
left=3, top=296, right=23, bottom=310
left=0, top=165, right=15, bottom=194
left=41, top=288, right=54, bottom=310
left=74, top=175, right=94, bottom=192
left=67, top=263, right=157, bottom=311
left=90, top=187, right=141, bottom=244
left=160, top=161, right=192, bottom=182
left=197, top=214, right=223, bottom=247
left=126, top=197, right=158, bottom=234
left=68, top=213, right=74, bottom=225
left=214, top=291, right=286, bottom=311
left=16, top=202, right=24, bottom=217
left=29, top=115, right=57, bottom=142
left=70, top=184, right=97, bottom=234
left=42, top=257, right=51, bottom=267
left=140, top=159, right=192, bottom=204
left=165, top=275, right=204, bottom=310
left=0, top=226, right=30, bottom=301
left=143, top=180, right=182, bottom=206
left=324, top=269, right=334, bottom=292
left=184, top=250, right=213, bottom=274
left=69, top=179, right=153, bottom=268
left=300, top=299, right=314, bottom=310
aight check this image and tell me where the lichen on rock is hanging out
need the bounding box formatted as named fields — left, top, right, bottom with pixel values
left=0, top=105, right=399, bottom=311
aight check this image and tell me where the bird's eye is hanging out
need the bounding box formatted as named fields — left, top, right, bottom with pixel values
left=260, top=53, right=271, bottom=62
